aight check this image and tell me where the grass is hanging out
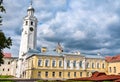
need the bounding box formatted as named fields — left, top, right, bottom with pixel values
left=0, top=75, right=14, bottom=78
left=0, top=75, right=15, bottom=82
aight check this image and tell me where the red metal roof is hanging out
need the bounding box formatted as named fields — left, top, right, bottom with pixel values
left=71, top=71, right=120, bottom=81
left=3, top=53, right=11, bottom=58
left=105, top=55, right=120, bottom=62
left=115, top=79, right=120, bottom=82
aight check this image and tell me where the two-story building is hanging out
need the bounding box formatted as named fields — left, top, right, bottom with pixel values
left=0, top=53, right=18, bottom=76
left=20, top=44, right=106, bottom=80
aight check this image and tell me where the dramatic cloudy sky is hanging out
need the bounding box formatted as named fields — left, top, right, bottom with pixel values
left=2, top=0, right=120, bottom=57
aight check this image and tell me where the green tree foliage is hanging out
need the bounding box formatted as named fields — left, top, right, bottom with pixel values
left=0, top=0, right=12, bottom=65
left=0, top=0, right=6, bottom=25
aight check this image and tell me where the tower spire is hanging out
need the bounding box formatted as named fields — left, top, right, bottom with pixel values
left=30, top=0, right=33, bottom=5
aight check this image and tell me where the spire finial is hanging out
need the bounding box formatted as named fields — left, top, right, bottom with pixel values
left=30, top=0, right=33, bottom=5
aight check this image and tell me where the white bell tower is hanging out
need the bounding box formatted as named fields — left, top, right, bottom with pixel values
left=19, top=4, right=37, bottom=58
left=17, top=2, right=37, bottom=78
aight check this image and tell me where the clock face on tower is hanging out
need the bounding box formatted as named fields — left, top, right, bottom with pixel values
left=30, top=27, right=34, bottom=31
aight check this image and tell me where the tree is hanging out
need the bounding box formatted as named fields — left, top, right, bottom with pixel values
left=0, top=0, right=12, bottom=65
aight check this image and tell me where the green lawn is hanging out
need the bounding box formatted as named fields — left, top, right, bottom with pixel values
left=0, top=75, right=14, bottom=78
left=0, top=75, right=15, bottom=82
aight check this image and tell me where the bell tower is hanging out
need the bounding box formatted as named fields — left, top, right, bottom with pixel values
left=17, top=2, right=37, bottom=78
left=19, top=3, right=37, bottom=58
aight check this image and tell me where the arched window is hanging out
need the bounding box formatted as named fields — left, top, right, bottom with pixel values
left=38, top=71, right=41, bottom=77
left=67, top=60, right=70, bottom=67
left=97, top=63, right=99, bottom=68
left=114, top=67, right=116, bottom=73
left=74, top=72, right=76, bottom=77
left=92, top=63, right=94, bottom=68
left=102, top=63, right=105, bottom=69
left=80, top=72, right=82, bottom=77
left=52, top=60, right=56, bottom=67
left=86, top=62, right=89, bottom=68
left=68, top=72, right=70, bottom=77
left=109, top=67, right=112, bottom=73
left=31, top=21, right=33, bottom=25
left=59, top=60, right=62, bottom=67
left=79, top=61, right=82, bottom=68
left=52, top=72, right=55, bottom=77
left=8, top=62, right=10, bottom=64
left=38, top=59, right=42, bottom=66
left=45, top=60, right=49, bottom=67
left=59, top=72, right=62, bottom=77
left=25, top=21, right=28, bottom=25
left=45, top=71, right=48, bottom=77
left=73, top=60, right=76, bottom=68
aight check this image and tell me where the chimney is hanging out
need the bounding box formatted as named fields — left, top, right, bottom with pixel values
left=41, top=47, right=47, bottom=52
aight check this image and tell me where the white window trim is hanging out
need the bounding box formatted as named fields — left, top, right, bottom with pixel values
left=38, top=59, right=43, bottom=66
left=59, top=60, right=63, bottom=67
left=45, top=59, right=50, bottom=67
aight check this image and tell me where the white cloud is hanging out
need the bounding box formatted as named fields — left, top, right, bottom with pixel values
left=2, top=0, right=120, bottom=56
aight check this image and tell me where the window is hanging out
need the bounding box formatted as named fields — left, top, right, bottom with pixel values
left=87, top=72, right=89, bottom=77
left=114, top=67, right=116, bottom=73
left=45, top=72, right=48, bottom=77
left=74, top=72, right=76, bottom=77
left=38, top=71, right=41, bottom=77
left=67, top=60, right=70, bottom=68
left=52, top=72, right=55, bottom=77
left=86, top=62, right=89, bottom=68
left=79, top=61, right=82, bottom=68
left=45, top=60, right=49, bottom=67
left=92, top=63, right=94, bottom=68
left=80, top=72, right=82, bottom=77
left=31, top=21, right=33, bottom=25
left=3, top=68, right=4, bottom=71
left=68, top=72, right=70, bottom=77
left=59, top=61, right=62, bottom=67
left=8, top=69, right=9, bottom=71
left=8, top=62, right=10, bottom=65
left=73, top=61, right=76, bottom=68
left=38, top=59, right=42, bottom=66
left=109, top=67, right=112, bottom=73
left=52, top=60, right=56, bottom=67
left=102, top=63, right=105, bottom=69
left=25, top=21, right=28, bottom=25
left=59, top=72, right=62, bottom=77
left=97, top=63, right=100, bottom=68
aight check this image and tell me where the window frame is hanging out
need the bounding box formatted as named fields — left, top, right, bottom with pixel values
left=45, top=59, right=49, bottom=67
left=114, top=67, right=116, bottom=73
left=45, top=71, right=48, bottom=77
left=67, top=60, right=70, bottom=68
left=59, top=60, right=63, bottom=67
left=79, top=61, right=82, bottom=68
left=59, top=72, right=62, bottom=77
left=73, top=60, right=76, bottom=68
left=38, top=59, right=42, bottom=66
left=52, top=60, right=56, bottom=67
left=52, top=72, right=55, bottom=77
left=38, top=71, right=41, bottom=77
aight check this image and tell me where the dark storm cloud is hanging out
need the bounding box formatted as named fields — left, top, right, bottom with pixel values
left=108, top=21, right=120, bottom=38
